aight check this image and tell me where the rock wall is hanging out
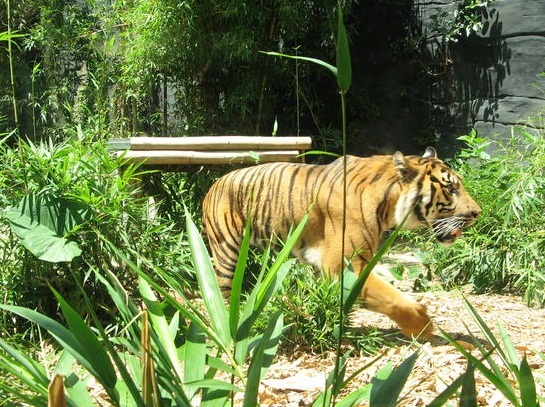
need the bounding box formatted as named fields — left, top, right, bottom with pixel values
left=418, top=0, right=545, bottom=150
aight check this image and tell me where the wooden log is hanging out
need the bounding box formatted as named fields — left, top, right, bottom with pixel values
left=109, top=136, right=312, bottom=151
left=117, top=149, right=303, bottom=165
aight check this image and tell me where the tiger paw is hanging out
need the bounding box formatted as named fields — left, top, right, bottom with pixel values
left=394, top=302, right=434, bottom=340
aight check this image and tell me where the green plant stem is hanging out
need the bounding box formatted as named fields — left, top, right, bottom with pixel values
left=6, top=0, right=19, bottom=128
left=333, top=88, right=348, bottom=407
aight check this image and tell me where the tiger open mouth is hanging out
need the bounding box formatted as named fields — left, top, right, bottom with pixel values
left=431, top=216, right=475, bottom=244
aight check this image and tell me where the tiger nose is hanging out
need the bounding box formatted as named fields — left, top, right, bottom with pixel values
left=470, top=203, right=482, bottom=218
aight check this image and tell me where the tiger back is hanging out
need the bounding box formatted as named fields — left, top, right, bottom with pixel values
left=202, top=148, right=481, bottom=338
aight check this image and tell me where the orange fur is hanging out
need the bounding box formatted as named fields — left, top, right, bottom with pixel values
left=202, top=148, right=481, bottom=338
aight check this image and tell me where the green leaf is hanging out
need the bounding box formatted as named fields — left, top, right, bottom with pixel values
left=343, top=221, right=401, bottom=313
left=518, top=355, right=537, bottom=407
left=139, top=277, right=184, bottom=383
left=183, top=322, right=207, bottom=400
left=460, top=360, right=477, bottom=407
left=369, top=352, right=418, bottom=407
left=5, top=193, right=91, bottom=262
left=261, top=51, right=337, bottom=77
left=336, top=6, right=352, bottom=92
left=230, top=216, right=252, bottom=338
left=256, top=214, right=308, bottom=306
left=51, top=288, right=117, bottom=390
left=185, top=209, right=230, bottom=348
left=0, top=304, right=116, bottom=391
left=243, top=311, right=284, bottom=407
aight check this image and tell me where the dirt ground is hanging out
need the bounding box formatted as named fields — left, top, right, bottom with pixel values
left=257, top=256, right=545, bottom=406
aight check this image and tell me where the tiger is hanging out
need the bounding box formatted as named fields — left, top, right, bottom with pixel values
left=202, top=147, right=481, bottom=338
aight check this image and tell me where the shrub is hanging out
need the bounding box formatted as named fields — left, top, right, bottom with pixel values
left=424, top=123, right=545, bottom=307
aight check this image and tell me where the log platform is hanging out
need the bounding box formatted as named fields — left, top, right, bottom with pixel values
left=108, top=136, right=312, bottom=168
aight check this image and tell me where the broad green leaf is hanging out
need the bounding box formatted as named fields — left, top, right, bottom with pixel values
left=6, top=210, right=82, bottom=261
left=5, top=193, right=91, bottom=262
left=369, top=352, right=419, bottom=407
left=336, top=7, right=352, bottom=92
left=185, top=209, right=230, bottom=348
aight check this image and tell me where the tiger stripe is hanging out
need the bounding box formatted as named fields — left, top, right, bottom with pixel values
left=202, top=148, right=481, bottom=338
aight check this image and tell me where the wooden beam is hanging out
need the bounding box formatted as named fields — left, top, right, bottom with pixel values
left=109, top=136, right=312, bottom=151
left=117, top=150, right=303, bottom=165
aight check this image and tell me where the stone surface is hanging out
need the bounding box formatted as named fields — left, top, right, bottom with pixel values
left=418, top=0, right=545, bottom=147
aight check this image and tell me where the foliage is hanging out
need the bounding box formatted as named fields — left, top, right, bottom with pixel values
left=0, top=128, right=193, bottom=326
left=430, top=0, right=495, bottom=44
left=0, top=210, right=305, bottom=406
left=422, top=125, right=545, bottom=307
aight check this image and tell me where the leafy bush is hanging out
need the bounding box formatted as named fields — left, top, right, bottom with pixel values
left=423, top=124, right=545, bottom=306
left=0, top=128, right=194, bottom=328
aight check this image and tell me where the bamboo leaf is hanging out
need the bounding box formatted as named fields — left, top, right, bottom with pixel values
left=261, top=51, right=337, bottom=77
left=336, top=6, right=352, bottom=92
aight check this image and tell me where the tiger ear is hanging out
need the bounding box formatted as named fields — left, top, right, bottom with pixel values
left=393, top=151, right=418, bottom=182
left=422, top=147, right=437, bottom=159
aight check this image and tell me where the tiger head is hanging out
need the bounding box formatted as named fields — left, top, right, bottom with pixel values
left=393, top=147, right=481, bottom=245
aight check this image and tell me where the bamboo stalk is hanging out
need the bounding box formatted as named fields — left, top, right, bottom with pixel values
left=120, top=136, right=312, bottom=151
left=117, top=149, right=302, bottom=165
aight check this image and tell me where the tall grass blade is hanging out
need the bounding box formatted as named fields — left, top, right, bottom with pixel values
left=230, top=217, right=252, bottom=337
left=312, top=351, right=351, bottom=407
left=460, top=360, right=477, bottom=407
left=185, top=208, right=230, bottom=347
left=141, top=310, right=160, bottom=407
left=243, top=311, right=284, bottom=407
left=518, top=355, right=538, bottom=407
left=426, top=374, right=465, bottom=407
left=183, top=322, right=207, bottom=400
left=369, top=351, right=419, bottom=407
left=256, top=214, right=308, bottom=307
left=51, top=288, right=117, bottom=389
left=139, top=277, right=184, bottom=383
left=440, top=328, right=519, bottom=405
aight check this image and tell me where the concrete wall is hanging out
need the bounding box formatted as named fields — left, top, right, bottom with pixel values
left=418, top=0, right=545, bottom=149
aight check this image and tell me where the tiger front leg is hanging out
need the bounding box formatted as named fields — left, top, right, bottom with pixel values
left=361, top=271, right=434, bottom=339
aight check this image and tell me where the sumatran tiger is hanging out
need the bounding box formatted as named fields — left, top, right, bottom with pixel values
left=202, top=147, right=481, bottom=338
